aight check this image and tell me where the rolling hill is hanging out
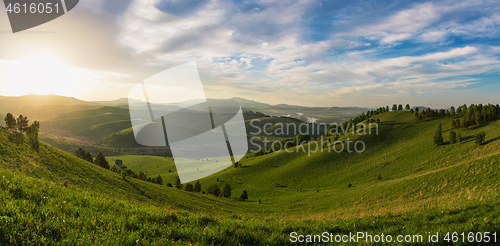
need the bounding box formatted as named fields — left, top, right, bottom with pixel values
left=0, top=94, right=100, bottom=121
left=1, top=109, right=500, bottom=245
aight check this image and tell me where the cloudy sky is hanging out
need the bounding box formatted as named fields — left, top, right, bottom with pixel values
left=0, top=0, right=499, bottom=108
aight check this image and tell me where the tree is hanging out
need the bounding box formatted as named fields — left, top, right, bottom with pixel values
left=84, top=151, right=93, bottom=163
left=27, top=120, right=40, bottom=150
left=75, top=147, right=86, bottom=159
left=386, top=106, right=389, bottom=112
left=16, top=115, right=29, bottom=132
left=240, top=190, right=248, bottom=201
left=392, top=104, right=398, bottom=111
left=138, top=171, right=147, bottom=181
left=94, top=152, right=110, bottom=169
left=475, top=110, right=482, bottom=125
left=405, top=104, right=410, bottom=110
left=208, top=184, right=221, bottom=197
left=415, top=107, right=419, bottom=112
left=475, top=132, right=486, bottom=146
left=4, top=113, right=17, bottom=129
left=223, top=183, right=231, bottom=198
left=155, top=175, right=163, bottom=185
left=457, top=132, right=462, bottom=143
left=439, top=109, right=446, bottom=116
left=398, top=104, right=403, bottom=111
left=175, top=176, right=183, bottom=190
left=121, top=169, right=127, bottom=180
left=451, top=120, right=456, bottom=129
left=234, top=161, right=239, bottom=168
left=194, top=180, right=201, bottom=193
left=115, top=159, right=123, bottom=167
left=450, top=106, right=455, bottom=117
left=449, top=129, right=456, bottom=144
left=434, top=124, right=443, bottom=146
left=185, top=184, right=194, bottom=192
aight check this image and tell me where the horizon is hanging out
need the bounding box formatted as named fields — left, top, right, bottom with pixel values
left=2, top=93, right=496, bottom=110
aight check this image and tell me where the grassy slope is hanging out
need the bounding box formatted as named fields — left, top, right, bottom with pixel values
left=42, top=106, right=133, bottom=140
left=1, top=112, right=500, bottom=245
left=186, top=111, right=500, bottom=217
left=0, top=128, right=253, bottom=214
left=106, top=155, right=179, bottom=185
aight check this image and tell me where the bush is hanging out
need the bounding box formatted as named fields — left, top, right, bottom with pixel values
left=185, top=184, right=194, bottom=192
left=208, top=185, right=221, bottom=197
left=475, top=132, right=486, bottom=146
left=121, top=170, right=127, bottom=180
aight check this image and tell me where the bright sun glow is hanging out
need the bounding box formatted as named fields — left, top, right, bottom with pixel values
left=5, top=56, right=77, bottom=97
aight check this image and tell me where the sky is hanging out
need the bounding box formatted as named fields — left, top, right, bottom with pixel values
left=0, top=0, right=499, bottom=108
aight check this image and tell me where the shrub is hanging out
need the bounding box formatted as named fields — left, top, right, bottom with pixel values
left=185, top=184, right=194, bottom=192
left=475, top=132, right=486, bottom=146
left=208, top=185, right=221, bottom=197
left=121, top=170, right=127, bottom=180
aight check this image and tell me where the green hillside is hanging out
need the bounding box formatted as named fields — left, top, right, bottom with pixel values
left=1, top=110, right=500, bottom=245
left=195, top=111, right=500, bottom=216
left=42, top=106, right=134, bottom=140
left=0, top=95, right=99, bottom=121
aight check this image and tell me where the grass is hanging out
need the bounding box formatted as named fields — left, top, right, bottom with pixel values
left=1, top=111, right=500, bottom=245
left=106, top=155, right=179, bottom=185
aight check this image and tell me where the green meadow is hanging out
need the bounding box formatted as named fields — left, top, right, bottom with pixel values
left=1, top=109, right=500, bottom=245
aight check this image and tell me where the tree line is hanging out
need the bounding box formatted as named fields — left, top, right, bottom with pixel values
left=433, top=103, right=498, bottom=146
left=172, top=177, right=249, bottom=201
left=4, top=113, right=40, bottom=150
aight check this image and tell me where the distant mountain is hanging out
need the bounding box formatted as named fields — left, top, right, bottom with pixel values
left=0, top=94, right=94, bottom=107
left=0, top=94, right=100, bottom=120
left=229, top=97, right=271, bottom=108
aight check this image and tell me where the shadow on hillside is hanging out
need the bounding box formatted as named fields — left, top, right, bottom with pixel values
left=459, top=135, right=475, bottom=144
left=484, top=136, right=500, bottom=145
left=125, top=179, right=152, bottom=200
left=382, top=122, right=407, bottom=126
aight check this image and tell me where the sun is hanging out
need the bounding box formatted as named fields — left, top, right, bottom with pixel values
left=5, top=56, right=77, bottom=97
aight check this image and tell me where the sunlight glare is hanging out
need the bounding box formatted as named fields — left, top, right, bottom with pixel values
left=5, top=56, right=77, bottom=96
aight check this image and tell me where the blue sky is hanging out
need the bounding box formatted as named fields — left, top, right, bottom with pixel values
left=0, top=0, right=499, bottom=108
